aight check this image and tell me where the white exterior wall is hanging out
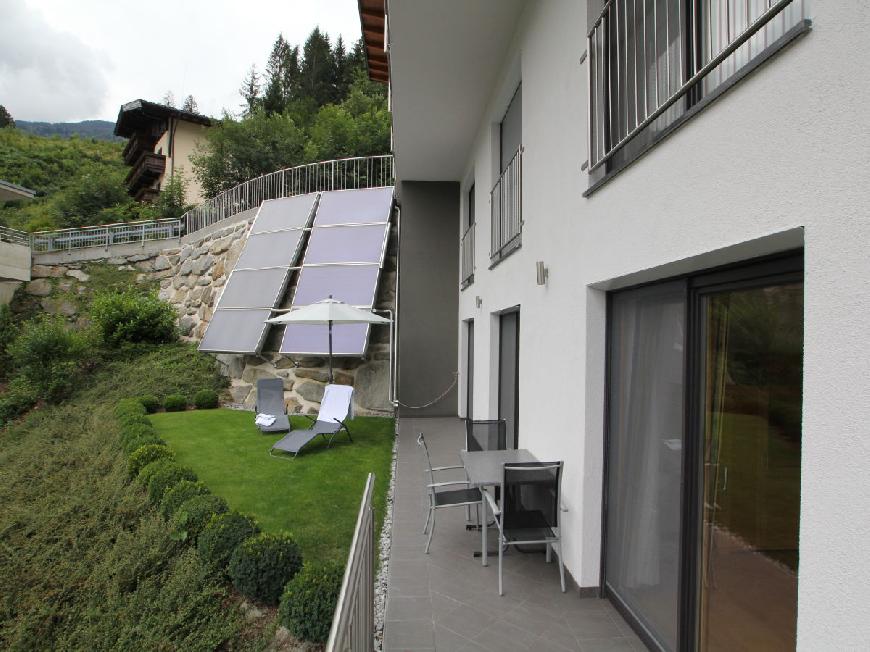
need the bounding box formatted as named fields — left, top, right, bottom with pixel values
left=455, top=1, right=870, bottom=648
left=155, top=119, right=208, bottom=205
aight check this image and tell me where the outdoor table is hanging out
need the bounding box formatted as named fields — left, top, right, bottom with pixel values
left=459, top=448, right=538, bottom=566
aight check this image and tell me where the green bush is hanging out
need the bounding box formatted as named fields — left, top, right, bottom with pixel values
left=119, top=420, right=154, bottom=440
left=171, top=494, right=229, bottom=544
left=228, top=533, right=303, bottom=605
left=147, top=463, right=198, bottom=506
left=91, top=290, right=177, bottom=346
left=128, top=444, right=174, bottom=478
left=164, top=394, right=187, bottom=412
left=0, top=303, right=18, bottom=381
left=193, top=389, right=219, bottom=410
left=0, top=378, right=38, bottom=426
left=278, top=561, right=344, bottom=644
left=7, top=315, right=88, bottom=402
left=115, top=398, right=146, bottom=419
left=138, top=395, right=161, bottom=413
left=197, top=512, right=260, bottom=575
left=117, top=412, right=151, bottom=429
left=160, top=480, right=210, bottom=519
left=122, top=432, right=164, bottom=456
left=137, top=458, right=174, bottom=487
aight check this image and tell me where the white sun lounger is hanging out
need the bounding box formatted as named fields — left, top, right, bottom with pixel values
left=271, top=384, right=354, bottom=457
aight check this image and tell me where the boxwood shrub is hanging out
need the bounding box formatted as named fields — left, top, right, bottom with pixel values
left=115, top=398, right=146, bottom=419
left=122, top=432, right=164, bottom=456
left=138, top=395, right=161, bottom=413
left=164, top=394, right=187, bottom=412
left=170, top=494, right=229, bottom=543
left=137, top=458, right=175, bottom=487
left=146, top=463, right=198, bottom=505
left=117, top=412, right=152, bottom=428
left=278, top=561, right=344, bottom=644
left=197, top=512, right=260, bottom=575
left=228, top=533, right=303, bottom=605
left=120, top=422, right=156, bottom=446
left=127, top=444, right=174, bottom=478
left=160, top=480, right=211, bottom=519
left=193, top=389, right=219, bottom=410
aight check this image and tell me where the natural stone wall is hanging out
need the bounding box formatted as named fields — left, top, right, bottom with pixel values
left=23, top=212, right=398, bottom=417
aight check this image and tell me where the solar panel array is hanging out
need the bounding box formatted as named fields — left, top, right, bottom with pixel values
left=280, top=187, right=393, bottom=356
left=198, top=194, right=319, bottom=353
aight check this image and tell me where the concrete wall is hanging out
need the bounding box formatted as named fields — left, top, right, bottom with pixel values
left=396, top=181, right=460, bottom=417
left=439, top=1, right=869, bottom=648
left=0, top=241, right=31, bottom=282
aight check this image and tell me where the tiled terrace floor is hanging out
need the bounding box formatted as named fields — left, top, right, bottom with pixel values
left=383, top=417, right=646, bottom=652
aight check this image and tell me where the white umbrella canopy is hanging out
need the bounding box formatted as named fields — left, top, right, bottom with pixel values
left=266, top=297, right=391, bottom=382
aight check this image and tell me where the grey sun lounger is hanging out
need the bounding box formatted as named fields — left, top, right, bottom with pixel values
left=271, top=384, right=354, bottom=457
left=255, top=378, right=291, bottom=433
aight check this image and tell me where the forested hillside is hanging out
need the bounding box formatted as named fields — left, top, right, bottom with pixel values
left=15, top=120, right=120, bottom=141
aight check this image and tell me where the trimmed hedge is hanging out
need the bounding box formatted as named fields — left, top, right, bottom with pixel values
left=117, top=412, right=152, bottom=428
left=164, top=394, right=187, bottom=412
left=138, top=395, right=161, bottom=413
left=228, top=533, right=303, bottom=605
left=137, top=458, right=176, bottom=487
left=278, top=561, right=344, bottom=644
left=160, top=480, right=211, bottom=519
left=115, top=398, right=146, bottom=419
left=170, top=494, right=229, bottom=543
left=147, top=463, right=198, bottom=506
left=197, top=512, right=260, bottom=575
left=193, top=389, right=219, bottom=410
left=128, top=444, right=174, bottom=478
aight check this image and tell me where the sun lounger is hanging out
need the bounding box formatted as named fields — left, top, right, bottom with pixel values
left=255, top=378, right=291, bottom=433
left=271, top=384, right=353, bottom=457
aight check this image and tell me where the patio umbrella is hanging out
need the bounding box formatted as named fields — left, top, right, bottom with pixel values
left=266, top=296, right=391, bottom=383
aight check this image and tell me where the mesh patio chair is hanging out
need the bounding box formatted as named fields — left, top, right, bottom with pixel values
left=255, top=378, right=291, bottom=433
left=417, top=433, right=481, bottom=553
left=483, top=461, right=566, bottom=595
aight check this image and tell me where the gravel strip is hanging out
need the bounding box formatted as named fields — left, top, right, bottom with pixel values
left=373, top=424, right=399, bottom=651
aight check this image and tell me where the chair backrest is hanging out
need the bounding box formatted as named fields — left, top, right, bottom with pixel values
left=318, top=384, right=354, bottom=423
left=465, top=419, right=507, bottom=452
left=256, top=378, right=286, bottom=416
left=416, top=433, right=435, bottom=489
left=501, top=462, right=563, bottom=532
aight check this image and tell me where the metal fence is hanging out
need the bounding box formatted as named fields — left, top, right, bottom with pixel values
left=183, top=155, right=395, bottom=234
left=460, top=222, right=475, bottom=288
left=29, top=219, right=183, bottom=253
left=490, top=147, right=523, bottom=265
left=0, top=225, right=30, bottom=247
left=327, top=473, right=375, bottom=652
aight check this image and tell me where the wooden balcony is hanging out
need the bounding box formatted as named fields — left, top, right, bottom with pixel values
left=125, top=152, right=165, bottom=199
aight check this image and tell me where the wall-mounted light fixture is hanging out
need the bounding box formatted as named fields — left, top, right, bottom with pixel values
left=475, top=296, right=483, bottom=308
left=536, top=261, right=549, bottom=286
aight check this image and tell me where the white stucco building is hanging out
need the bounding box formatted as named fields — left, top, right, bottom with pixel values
left=363, top=1, right=870, bottom=650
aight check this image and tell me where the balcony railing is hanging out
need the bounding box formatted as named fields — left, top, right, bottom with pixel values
left=29, top=219, right=182, bottom=253
left=587, top=0, right=805, bottom=171
left=460, top=222, right=475, bottom=288
left=182, top=154, right=395, bottom=235
left=490, top=147, right=522, bottom=265
left=326, top=473, right=375, bottom=652
left=0, top=225, right=30, bottom=247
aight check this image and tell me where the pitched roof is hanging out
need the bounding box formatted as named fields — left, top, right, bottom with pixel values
left=114, top=99, right=211, bottom=138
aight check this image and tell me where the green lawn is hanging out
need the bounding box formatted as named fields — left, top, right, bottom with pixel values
left=149, top=409, right=394, bottom=564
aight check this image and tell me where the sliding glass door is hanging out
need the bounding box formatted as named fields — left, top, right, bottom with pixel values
left=604, top=255, right=803, bottom=652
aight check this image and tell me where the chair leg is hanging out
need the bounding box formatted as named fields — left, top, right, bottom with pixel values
left=546, top=543, right=552, bottom=563
left=425, top=509, right=436, bottom=554
left=422, top=506, right=432, bottom=534
left=556, top=540, right=566, bottom=593
left=498, top=538, right=504, bottom=596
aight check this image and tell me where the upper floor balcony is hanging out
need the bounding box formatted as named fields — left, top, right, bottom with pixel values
left=490, top=147, right=522, bottom=267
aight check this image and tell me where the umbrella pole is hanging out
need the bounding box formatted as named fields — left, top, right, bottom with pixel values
left=328, top=319, right=334, bottom=383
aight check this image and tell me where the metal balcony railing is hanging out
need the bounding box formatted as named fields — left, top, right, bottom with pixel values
left=0, top=225, right=30, bottom=247
left=182, top=154, right=395, bottom=235
left=326, top=473, right=375, bottom=652
left=490, top=148, right=522, bottom=265
left=29, top=219, right=183, bottom=253
left=460, top=222, right=475, bottom=288
left=587, top=0, right=805, bottom=171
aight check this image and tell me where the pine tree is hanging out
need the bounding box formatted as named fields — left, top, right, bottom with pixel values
left=281, top=45, right=301, bottom=104
left=300, top=27, right=336, bottom=108
left=239, top=64, right=261, bottom=116
left=162, top=91, right=176, bottom=108
left=0, top=104, right=13, bottom=128
left=181, top=95, right=198, bottom=113
left=263, top=34, right=290, bottom=114
left=333, top=36, right=350, bottom=102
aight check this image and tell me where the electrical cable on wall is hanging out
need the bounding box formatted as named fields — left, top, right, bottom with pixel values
left=396, top=372, right=459, bottom=409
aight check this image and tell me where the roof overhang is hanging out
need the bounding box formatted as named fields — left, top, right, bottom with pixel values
left=358, top=0, right=389, bottom=84
left=114, top=99, right=211, bottom=138
left=385, top=0, right=525, bottom=181
left=0, top=179, right=36, bottom=202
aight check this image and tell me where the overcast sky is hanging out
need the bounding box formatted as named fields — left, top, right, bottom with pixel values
left=0, top=0, right=363, bottom=123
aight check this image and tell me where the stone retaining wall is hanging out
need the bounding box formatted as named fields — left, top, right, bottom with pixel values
left=23, top=213, right=397, bottom=417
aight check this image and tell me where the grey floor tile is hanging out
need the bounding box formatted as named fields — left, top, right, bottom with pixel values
left=578, top=637, right=641, bottom=652
left=434, top=603, right=496, bottom=642
left=567, top=611, right=628, bottom=641
left=383, top=620, right=435, bottom=650
left=386, top=596, right=434, bottom=622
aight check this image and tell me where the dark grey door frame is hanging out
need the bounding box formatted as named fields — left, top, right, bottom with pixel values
left=498, top=307, right=520, bottom=449
left=466, top=319, right=474, bottom=420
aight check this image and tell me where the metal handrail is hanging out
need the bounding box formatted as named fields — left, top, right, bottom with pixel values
left=490, top=147, right=523, bottom=263
left=327, top=473, right=375, bottom=652
left=460, top=222, right=475, bottom=287
left=0, top=225, right=30, bottom=247
left=182, top=154, right=395, bottom=235
left=29, top=219, right=182, bottom=253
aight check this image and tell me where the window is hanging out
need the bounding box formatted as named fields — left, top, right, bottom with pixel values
left=587, top=0, right=808, bottom=184
left=461, top=184, right=476, bottom=288
left=491, top=85, right=523, bottom=266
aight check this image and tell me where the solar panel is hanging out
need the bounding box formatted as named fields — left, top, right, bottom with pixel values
left=199, top=192, right=318, bottom=354
left=280, top=187, right=393, bottom=356
left=198, top=309, right=273, bottom=353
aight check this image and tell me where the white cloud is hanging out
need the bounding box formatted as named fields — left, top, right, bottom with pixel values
left=0, top=0, right=110, bottom=121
